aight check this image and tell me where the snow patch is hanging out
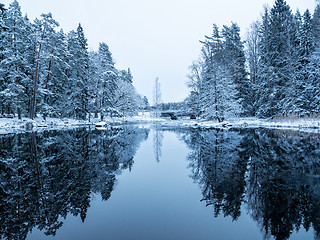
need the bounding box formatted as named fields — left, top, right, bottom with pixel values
left=1, top=115, right=320, bottom=135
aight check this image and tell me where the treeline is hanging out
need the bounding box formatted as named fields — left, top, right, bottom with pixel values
left=187, top=0, right=320, bottom=120
left=0, top=1, right=144, bottom=120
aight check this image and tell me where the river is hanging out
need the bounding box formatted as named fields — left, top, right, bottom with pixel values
left=0, top=125, right=319, bottom=240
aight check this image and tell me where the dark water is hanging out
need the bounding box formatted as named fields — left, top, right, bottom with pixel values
left=0, top=126, right=320, bottom=240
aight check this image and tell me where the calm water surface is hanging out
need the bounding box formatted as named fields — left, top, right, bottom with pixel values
left=0, top=125, right=319, bottom=240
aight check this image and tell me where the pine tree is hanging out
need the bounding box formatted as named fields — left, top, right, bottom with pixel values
left=291, top=9, right=315, bottom=115
left=312, top=4, right=320, bottom=47
left=88, top=51, right=100, bottom=119
left=35, top=13, right=61, bottom=120
left=188, top=24, right=241, bottom=121
left=0, top=1, right=139, bottom=120
left=65, top=24, right=89, bottom=120
left=44, top=29, right=68, bottom=118
left=0, top=0, right=31, bottom=119
left=97, top=42, right=118, bottom=119
left=0, top=3, right=6, bottom=66
left=222, top=23, right=251, bottom=115
left=305, top=47, right=320, bottom=115
left=256, top=1, right=297, bottom=117
left=29, top=13, right=60, bottom=119
left=0, top=3, right=7, bottom=115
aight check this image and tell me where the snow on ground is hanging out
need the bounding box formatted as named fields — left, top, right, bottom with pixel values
left=1, top=114, right=320, bottom=135
left=124, top=115, right=320, bottom=133
left=0, top=117, right=90, bottom=135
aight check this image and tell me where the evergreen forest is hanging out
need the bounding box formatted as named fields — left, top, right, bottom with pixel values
left=0, top=1, right=144, bottom=121
left=187, top=0, right=320, bottom=121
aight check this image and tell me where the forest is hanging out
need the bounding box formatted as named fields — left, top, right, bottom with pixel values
left=187, top=0, right=320, bottom=121
left=1, top=0, right=320, bottom=122
left=0, top=0, right=145, bottom=121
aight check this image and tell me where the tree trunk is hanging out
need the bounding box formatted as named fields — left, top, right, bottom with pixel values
left=30, top=25, right=46, bottom=119
left=17, top=107, right=21, bottom=120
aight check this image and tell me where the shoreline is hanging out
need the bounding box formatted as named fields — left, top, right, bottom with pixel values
left=1, top=116, right=320, bottom=135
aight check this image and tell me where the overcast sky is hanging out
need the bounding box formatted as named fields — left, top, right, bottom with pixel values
left=2, top=0, right=317, bottom=103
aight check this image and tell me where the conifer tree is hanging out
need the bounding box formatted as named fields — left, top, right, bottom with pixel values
left=291, top=9, right=315, bottom=115
left=97, top=42, right=118, bottom=119
left=0, top=1, right=147, bottom=120
left=222, top=23, right=251, bottom=115
left=0, top=0, right=30, bottom=119
left=312, top=4, right=320, bottom=47
left=65, top=24, right=89, bottom=119
left=188, top=24, right=242, bottom=121
left=256, top=0, right=297, bottom=117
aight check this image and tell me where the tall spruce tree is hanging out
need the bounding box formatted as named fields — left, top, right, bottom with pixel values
left=97, top=42, right=118, bottom=119
left=0, top=0, right=30, bottom=119
left=65, top=24, right=89, bottom=119
left=29, top=13, right=60, bottom=119
left=222, top=23, right=251, bottom=115
left=291, top=9, right=315, bottom=115
left=312, top=4, right=320, bottom=48
left=188, top=24, right=241, bottom=121
left=256, top=0, right=297, bottom=117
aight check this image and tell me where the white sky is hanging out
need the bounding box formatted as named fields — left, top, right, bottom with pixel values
left=2, top=0, right=317, bottom=103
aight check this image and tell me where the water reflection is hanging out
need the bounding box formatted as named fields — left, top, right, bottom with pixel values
left=183, top=128, right=320, bottom=240
left=153, top=125, right=163, bottom=162
left=0, top=127, right=149, bottom=240
left=1, top=126, right=320, bottom=240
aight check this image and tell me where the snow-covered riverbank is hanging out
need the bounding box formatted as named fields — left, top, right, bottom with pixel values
left=1, top=115, right=320, bottom=135
left=126, top=116, right=320, bottom=133
left=0, top=117, right=100, bottom=135
left=184, top=117, right=320, bottom=133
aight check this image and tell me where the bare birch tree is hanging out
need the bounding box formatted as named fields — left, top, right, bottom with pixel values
left=153, top=77, right=162, bottom=117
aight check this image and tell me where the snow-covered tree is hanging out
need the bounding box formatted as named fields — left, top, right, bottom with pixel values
left=65, top=24, right=89, bottom=119
left=0, top=0, right=30, bottom=119
left=0, top=1, right=140, bottom=120
left=142, top=96, right=150, bottom=110
left=289, top=9, right=316, bottom=115
left=97, top=42, right=118, bottom=119
left=34, top=13, right=65, bottom=120
left=29, top=13, right=61, bottom=119
left=114, top=71, right=142, bottom=116
left=186, top=60, right=202, bottom=116
left=255, top=1, right=298, bottom=117
left=312, top=4, right=320, bottom=48
left=153, top=77, right=162, bottom=117
left=187, top=24, right=242, bottom=121
left=222, top=23, right=251, bottom=115
left=245, top=21, right=261, bottom=115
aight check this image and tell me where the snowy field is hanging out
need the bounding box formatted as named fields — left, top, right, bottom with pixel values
left=1, top=114, right=320, bottom=135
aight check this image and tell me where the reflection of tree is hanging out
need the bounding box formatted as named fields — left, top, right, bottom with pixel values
left=245, top=130, right=320, bottom=240
left=183, top=129, right=245, bottom=220
left=153, top=125, right=163, bottom=162
left=0, top=126, right=149, bottom=240
left=183, top=128, right=320, bottom=240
